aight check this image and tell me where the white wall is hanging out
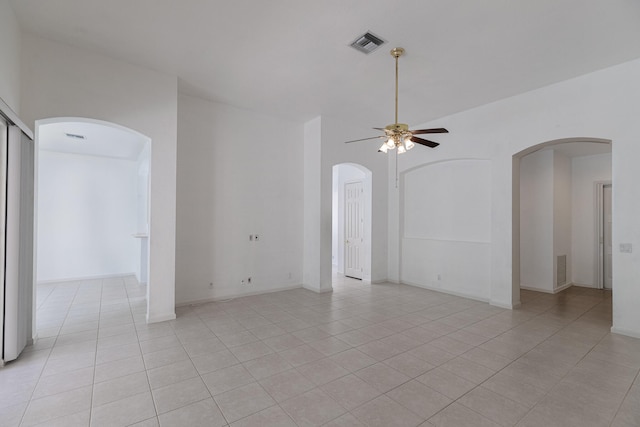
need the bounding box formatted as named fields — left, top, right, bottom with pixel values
left=401, top=159, right=492, bottom=300
left=303, top=118, right=326, bottom=292
left=37, top=151, right=138, bottom=281
left=388, top=58, right=640, bottom=337
left=0, top=0, right=21, bottom=113
left=176, top=94, right=304, bottom=304
left=519, top=149, right=573, bottom=293
left=572, top=153, right=612, bottom=287
left=553, top=151, right=572, bottom=288
left=136, top=142, right=150, bottom=233
left=332, top=167, right=338, bottom=266
left=21, top=35, right=178, bottom=323
left=519, top=149, right=554, bottom=292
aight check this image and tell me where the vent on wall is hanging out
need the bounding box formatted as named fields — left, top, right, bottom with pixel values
left=350, top=32, right=386, bottom=54
left=65, top=133, right=86, bottom=140
left=556, top=255, right=567, bottom=287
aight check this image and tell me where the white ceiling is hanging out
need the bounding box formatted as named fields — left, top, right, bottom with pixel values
left=10, top=1, right=640, bottom=127
left=39, top=121, right=147, bottom=160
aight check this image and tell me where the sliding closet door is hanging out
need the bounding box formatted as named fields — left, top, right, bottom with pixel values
left=19, top=127, right=35, bottom=354
left=0, top=118, right=6, bottom=363
left=3, top=125, right=33, bottom=363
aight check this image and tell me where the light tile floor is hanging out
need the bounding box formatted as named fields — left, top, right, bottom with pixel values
left=2, top=274, right=639, bottom=426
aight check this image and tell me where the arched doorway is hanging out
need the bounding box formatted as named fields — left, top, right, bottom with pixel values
left=35, top=117, right=152, bottom=328
left=512, top=137, right=612, bottom=305
left=332, top=163, right=373, bottom=285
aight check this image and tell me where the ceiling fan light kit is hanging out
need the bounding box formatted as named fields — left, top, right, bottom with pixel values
left=344, top=47, right=448, bottom=154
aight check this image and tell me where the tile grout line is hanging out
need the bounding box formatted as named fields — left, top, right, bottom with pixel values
left=87, top=278, right=105, bottom=427
left=19, top=281, right=88, bottom=427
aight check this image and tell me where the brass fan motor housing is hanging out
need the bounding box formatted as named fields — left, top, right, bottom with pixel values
left=384, top=123, right=409, bottom=132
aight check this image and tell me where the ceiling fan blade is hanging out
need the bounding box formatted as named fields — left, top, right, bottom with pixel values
left=411, top=136, right=440, bottom=148
left=411, top=128, right=449, bottom=135
left=344, top=136, right=384, bottom=144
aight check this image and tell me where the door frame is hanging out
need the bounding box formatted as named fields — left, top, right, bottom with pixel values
left=595, top=181, right=612, bottom=289
left=344, top=179, right=364, bottom=280
left=331, top=163, right=372, bottom=283
left=512, top=137, right=612, bottom=306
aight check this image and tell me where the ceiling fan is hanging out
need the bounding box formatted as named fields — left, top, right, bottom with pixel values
left=344, top=47, right=448, bottom=153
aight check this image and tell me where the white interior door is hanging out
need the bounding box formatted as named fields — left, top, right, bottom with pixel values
left=603, top=184, right=612, bottom=289
left=344, top=181, right=364, bottom=279
left=0, top=119, right=7, bottom=363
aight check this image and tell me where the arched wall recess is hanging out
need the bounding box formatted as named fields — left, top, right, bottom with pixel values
left=400, top=158, right=492, bottom=301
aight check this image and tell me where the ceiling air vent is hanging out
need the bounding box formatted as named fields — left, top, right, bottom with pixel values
left=350, top=32, right=386, bottom=54
left=65, top=133, right=86, bottom=140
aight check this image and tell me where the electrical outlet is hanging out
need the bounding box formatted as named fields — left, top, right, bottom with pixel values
left=249, top=234, right=254, bottom=241
left=241, top=279, right=245, bottom=285
left=620, top=243, right=633, bottom=253
left=247, top=277, right=252, bottom=284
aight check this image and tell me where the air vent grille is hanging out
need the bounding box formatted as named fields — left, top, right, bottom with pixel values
left=350, top=32, right=386, bottom=54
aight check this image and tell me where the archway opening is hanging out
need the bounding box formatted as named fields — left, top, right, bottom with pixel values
left=513, top=137, right=612, bottom=315
left=34, top=117, right=152, bottom=334
left=332, top=163, right=372, bottom=288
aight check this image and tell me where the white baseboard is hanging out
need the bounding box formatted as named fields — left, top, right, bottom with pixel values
left=302, top=284, right=333, bottom=294
left=554, top=282, right=573, bottom=293
left=520, top=282, right=573, bottom=294
left=401, top=280, right=519, bottom=310
left=611, top=326, right=640, bottom=339
left=146, top=313, right=176, bottom=323
left=400, top=279, right=489, bottom=304
left=37, top=272, right=136, bottom=285
left=490, top=300, right=521, bottom=309
left=177, top=283, right=303, bottom=307
left=520, top=285, right=551, bottom=293
left=572, top=282, right=598, bottom=289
